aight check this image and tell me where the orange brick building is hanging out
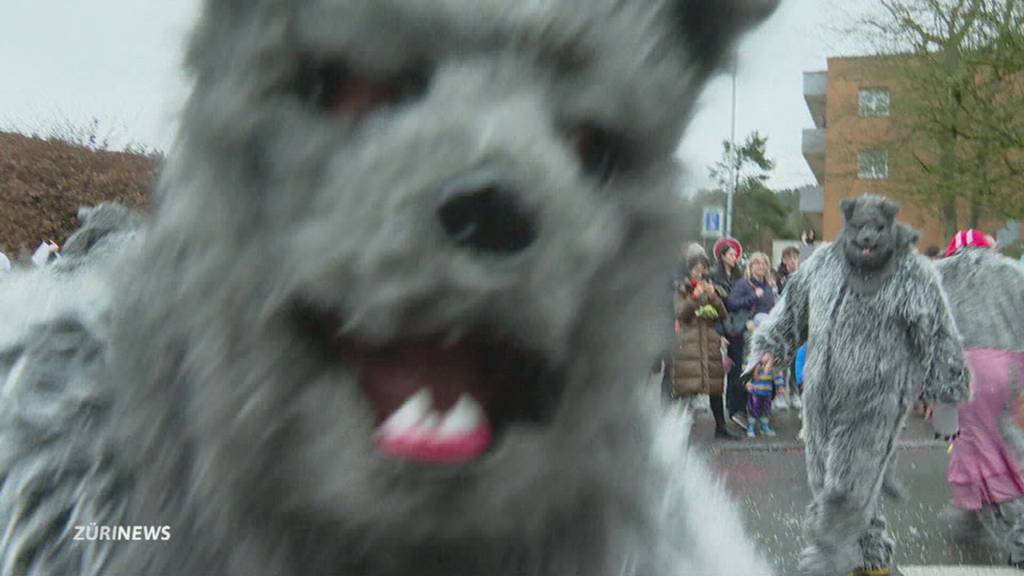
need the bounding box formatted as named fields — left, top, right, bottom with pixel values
left=802, top=56, right=1021, bottom=250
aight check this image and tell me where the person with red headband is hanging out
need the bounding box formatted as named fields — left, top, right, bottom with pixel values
left=710, top=237, right=749, bottom=430
left=935, top=229, right=1024, bottom=568
left=944, top=228, right=997, bottom=258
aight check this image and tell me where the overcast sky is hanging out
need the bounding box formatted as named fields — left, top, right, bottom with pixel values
left=0, top=0, right=867, bottom=193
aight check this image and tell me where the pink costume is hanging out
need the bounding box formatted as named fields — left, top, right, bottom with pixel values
left=949, top=349, right=1024, bottom=510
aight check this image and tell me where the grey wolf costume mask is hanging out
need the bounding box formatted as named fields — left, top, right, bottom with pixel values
left=838, top=195, right=917, bottom=294
left=748, top=194, right=969, bottom=575
left=0, top=1, right=779, bottom=575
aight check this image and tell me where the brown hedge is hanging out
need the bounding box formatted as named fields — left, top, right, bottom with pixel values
left=0, top=132, right=157, bottom=256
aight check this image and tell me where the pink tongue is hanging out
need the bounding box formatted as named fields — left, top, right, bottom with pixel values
left=356, top=342, right=493, bottom=463
left=375, top=421, right=492, bottom=463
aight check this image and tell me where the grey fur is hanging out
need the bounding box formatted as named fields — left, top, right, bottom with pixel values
left=935, top=247, right=1024, bottom=562
left=935, top=248, right=1024, bottom=457
left=55, top=203, right=145, bottom=272
left=0, top=1, right=779, bottom=575
left=978, top=497, right=1024, bottom=564
left=0, top=243, right=127, bottom=576
left=934, top=247, right=1024, bottom=353
left=748, top=194, right=970, bottom=575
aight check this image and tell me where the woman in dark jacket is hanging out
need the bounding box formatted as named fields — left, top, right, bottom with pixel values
left=710, top=238, right=746, bottom=430
left=776, top=245, right=800, bottom=295
left=724, top=251, right=776, bottom=428
left=710, top=238, right=743, bottom=300
left=728, top=252, right=776, bottom=316
left=671, top=250, right=735, bottom=439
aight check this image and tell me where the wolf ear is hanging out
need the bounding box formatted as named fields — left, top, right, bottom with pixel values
left=879, top=198, right=901, bottom=222
left=893, top=222, right=920, bottom=248
left=841, top=198, right=858, bottom=222
left=672, top=0, right=779, bottom=74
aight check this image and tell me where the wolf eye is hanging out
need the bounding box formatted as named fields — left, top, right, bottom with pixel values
left=298, top=61, right=430, bottom=119
left=565, top=123, right=625, bottom=184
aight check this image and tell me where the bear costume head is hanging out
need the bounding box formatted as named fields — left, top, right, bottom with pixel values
left=103, top=1, right=779, bottom=573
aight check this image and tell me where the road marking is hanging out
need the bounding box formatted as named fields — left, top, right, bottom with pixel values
left=900, top=567, right=1020, bottom=575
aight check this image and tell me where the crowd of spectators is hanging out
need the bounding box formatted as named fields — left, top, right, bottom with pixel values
left=665, top=236, right=815, bottom=440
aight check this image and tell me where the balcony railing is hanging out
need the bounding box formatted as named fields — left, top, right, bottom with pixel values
left=804, top=71, right=827, bottom=129
left=802, top=128, right=825, bottom=184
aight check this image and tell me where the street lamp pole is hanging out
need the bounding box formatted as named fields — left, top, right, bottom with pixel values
left=726, top=62, right=737, bottom=239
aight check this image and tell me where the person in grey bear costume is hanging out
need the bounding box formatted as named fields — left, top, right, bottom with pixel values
left=0, top=1, right=781, bottom=575
left=933, top=234, right=1024, bottom=568
left=747, top=194, right=970, bottom=576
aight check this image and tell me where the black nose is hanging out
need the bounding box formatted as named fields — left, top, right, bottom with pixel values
left=437, top=170, right=537, bottom=255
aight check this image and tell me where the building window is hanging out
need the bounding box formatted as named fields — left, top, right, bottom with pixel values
left=858, top=150, right=888, bottom=179
left=858, top=88, right=891, bottom=117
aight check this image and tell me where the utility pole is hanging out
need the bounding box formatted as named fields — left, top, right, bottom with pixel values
left=726, top=62, right=738, bottom=239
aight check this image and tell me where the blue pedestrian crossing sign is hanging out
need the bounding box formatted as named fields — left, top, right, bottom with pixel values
left=702, top=207, right=724, bottom=238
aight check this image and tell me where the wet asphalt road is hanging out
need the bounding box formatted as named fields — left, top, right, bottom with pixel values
left=686, top=402, right=1008, bottom=573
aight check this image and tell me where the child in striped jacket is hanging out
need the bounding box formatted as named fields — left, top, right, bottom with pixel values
left=745, top=313, right=784, bottom=437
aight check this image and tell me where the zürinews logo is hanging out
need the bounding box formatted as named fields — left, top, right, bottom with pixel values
left=73, top=524, right=172, bottom=542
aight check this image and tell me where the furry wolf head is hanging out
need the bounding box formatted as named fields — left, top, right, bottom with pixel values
left=839, top=194, right=918, bottom=271
left=109, top=1, right=777, bottom=573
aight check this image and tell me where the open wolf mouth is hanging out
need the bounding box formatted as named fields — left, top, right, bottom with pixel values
left=294, top=303, right=562, bottom=464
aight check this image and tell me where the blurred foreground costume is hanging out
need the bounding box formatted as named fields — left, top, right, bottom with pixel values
left=0, top=1, right=781, bottom=575
left=749, top=195, right=970, bottom=576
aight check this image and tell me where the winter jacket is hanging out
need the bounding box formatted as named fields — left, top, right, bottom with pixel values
left=671, top=287, right=728, bottom=396
left=710, top=263, right=741, bottom=300
left=711, top=263, right=742, bottom=337
left=776, top=264, right=792, bottom=295
left=659, top=265, right=691, bottom=358
left=726, top=277, right=776, bottom=322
